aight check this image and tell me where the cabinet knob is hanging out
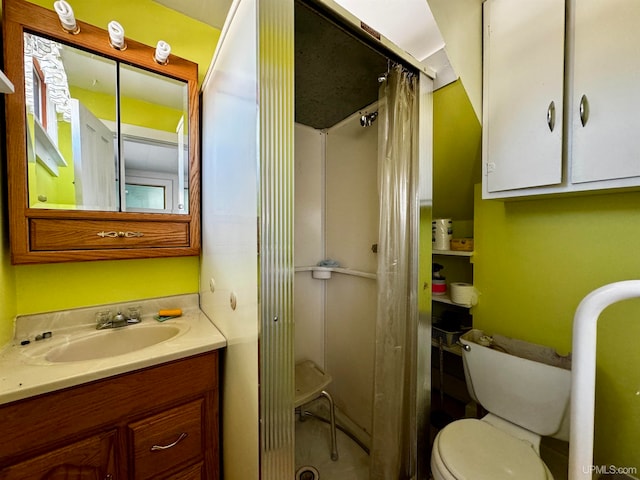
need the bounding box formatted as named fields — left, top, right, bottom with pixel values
left=579, top=94, right=589, bottom=127
left=547, top=100, right=556, bottom=132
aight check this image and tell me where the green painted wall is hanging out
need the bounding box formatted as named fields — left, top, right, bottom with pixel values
left=433, top=79, right=481, bottom=223
left=15, top=256, right=200, bottom=314
left=0, top=1, right=220, bottom=347
left=27, top=115, right=77, bottom=209
left=474, top=186, right=640, bottom=470
left=71, top=86, right=186, bottom=133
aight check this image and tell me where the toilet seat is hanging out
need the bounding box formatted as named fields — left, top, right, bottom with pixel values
left=432, top=419, right=552, bottom=480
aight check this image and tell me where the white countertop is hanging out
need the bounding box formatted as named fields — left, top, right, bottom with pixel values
left=0, top=294, right=226, bottom=406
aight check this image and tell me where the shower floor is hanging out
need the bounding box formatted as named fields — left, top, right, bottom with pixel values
left=295, top=415, right=369, bottom=480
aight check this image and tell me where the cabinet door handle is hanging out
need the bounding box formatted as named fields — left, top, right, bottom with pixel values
left=150, top=432, right=188, bottom=451
left=579, top=94, right=589, bottom=127
left=547, top=101, right=556, bottom=132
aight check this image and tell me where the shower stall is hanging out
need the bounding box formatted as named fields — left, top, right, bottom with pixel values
left=200, top=0, right=434, bottom=478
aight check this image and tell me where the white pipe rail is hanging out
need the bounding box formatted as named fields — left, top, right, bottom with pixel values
left=569, top=280, right=640, bottom=479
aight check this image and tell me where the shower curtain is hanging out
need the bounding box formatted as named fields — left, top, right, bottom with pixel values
left=370, top=64, right=420, bottom=479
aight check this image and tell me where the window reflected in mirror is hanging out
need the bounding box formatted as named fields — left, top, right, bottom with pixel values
left=119, top=64, right=189, bottom=214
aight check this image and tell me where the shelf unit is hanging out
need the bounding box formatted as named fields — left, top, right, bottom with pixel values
left=431, top=247, right=475, bottom=430
left=294, top=265, right=376, bottom=280
left=431, top=338, right=462, bottom=356
left=433, top=293, right=461, bottom=306
left=432, top=249, right=473, bottom=257
left=432, top=249, right=474, bottom=307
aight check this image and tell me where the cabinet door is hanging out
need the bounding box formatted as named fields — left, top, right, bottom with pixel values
left=0, top=430, right=117, bottom=480
left=571, top=0, right=640, bottom=184
left=483, top=0, right=565, bottom=193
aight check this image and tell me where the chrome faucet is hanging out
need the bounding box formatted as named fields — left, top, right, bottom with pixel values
left=96, top=310, right=142, bottom=330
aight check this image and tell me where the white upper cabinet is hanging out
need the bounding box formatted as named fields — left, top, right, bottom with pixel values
left=483, top=0, right=565, bottom=195
left=571, top=0, right=640, bottom=184
left=483, top=0, right=640, bottom=199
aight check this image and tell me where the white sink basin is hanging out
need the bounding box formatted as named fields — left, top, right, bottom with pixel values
left=44, top=325, right=181, bottom=363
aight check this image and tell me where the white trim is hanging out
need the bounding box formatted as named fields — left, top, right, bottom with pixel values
left=33, top=118, right=67, bottom=176
left=0, top=69, right=14, bottom=94
left=202, top=0, right=243, bottom=89
left=294, top=265, right=376, bottom=280
left=101, top=120, right=178, bottom=145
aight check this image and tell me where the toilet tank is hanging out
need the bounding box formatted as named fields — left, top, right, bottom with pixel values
left=460, top=329, right=571, bottom=439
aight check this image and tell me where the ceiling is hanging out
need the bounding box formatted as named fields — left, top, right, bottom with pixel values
left=154, top=0, right=233, bottom=31
left=153, top=0, right=445, bottom=62
left=154, top=0, right=448, bottom=129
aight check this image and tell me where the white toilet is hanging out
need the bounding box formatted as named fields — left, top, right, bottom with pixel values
left=431, top=329, right=571, bottom=480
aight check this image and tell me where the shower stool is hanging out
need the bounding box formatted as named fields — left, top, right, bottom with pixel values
left=295, top=360, right=339, bottom=461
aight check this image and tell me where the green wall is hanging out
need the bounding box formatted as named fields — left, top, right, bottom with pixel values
left=0, top=1, right=219, bottom=346
left=15, top=256, right=200, bottom=314
left=474, top=187, right=640, bottom=470
left=433, top=79, right=481, bottom=223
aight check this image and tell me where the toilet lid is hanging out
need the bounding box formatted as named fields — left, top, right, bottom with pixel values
left=437, top=419, right=549, bottom=480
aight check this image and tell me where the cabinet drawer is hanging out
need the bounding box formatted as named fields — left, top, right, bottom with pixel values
left=129, top=399, right=203, bottom=480
left=30, top=218, right=189, bottom=251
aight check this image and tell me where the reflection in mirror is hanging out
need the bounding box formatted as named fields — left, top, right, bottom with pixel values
left=120, top=65, right=189, bottom=214
left=23, top=33, right=190, bottom=215
left=24, top=32, right=118, bottom=211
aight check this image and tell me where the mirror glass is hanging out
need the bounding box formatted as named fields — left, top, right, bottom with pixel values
left=24, top=32, right=189, bottom=214
left=120, top=65, right=189, bottom=214
left=25, top=32, right=118, bottom=211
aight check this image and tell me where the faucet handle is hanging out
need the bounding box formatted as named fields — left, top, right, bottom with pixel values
left=127, top=305, right=142, bottom=324
left=95, top=310, right=112, bottom=329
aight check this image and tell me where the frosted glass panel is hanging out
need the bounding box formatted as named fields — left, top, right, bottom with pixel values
left=125, top=184, right=165, bottom=210
left=258, top=0, right=296, bottom=477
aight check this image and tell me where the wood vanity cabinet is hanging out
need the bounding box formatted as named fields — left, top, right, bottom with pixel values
left=0, top=352, right=219, bottom=480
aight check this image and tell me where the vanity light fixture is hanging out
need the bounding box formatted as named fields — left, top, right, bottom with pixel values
left=154, top=40, right=171, bottom=65
left=108, top=21, right=126, bottom=50
left=53, top=0, right=79, bottom=34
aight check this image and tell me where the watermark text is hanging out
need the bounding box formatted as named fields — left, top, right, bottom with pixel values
left=583, top=464, right=638, bottom=476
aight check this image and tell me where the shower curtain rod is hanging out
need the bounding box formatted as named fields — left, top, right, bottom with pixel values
left=381, top=60, right=417, bottom=80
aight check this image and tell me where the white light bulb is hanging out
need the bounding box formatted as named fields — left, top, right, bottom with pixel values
left=53, top=0, right=79, bottom=34
left=108, top=21, right=126, bottom=50
left=154, top=40, right=171, bottom=65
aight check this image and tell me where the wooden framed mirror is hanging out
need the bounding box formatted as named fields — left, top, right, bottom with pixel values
left=3, top=0, right=200, bottom=264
